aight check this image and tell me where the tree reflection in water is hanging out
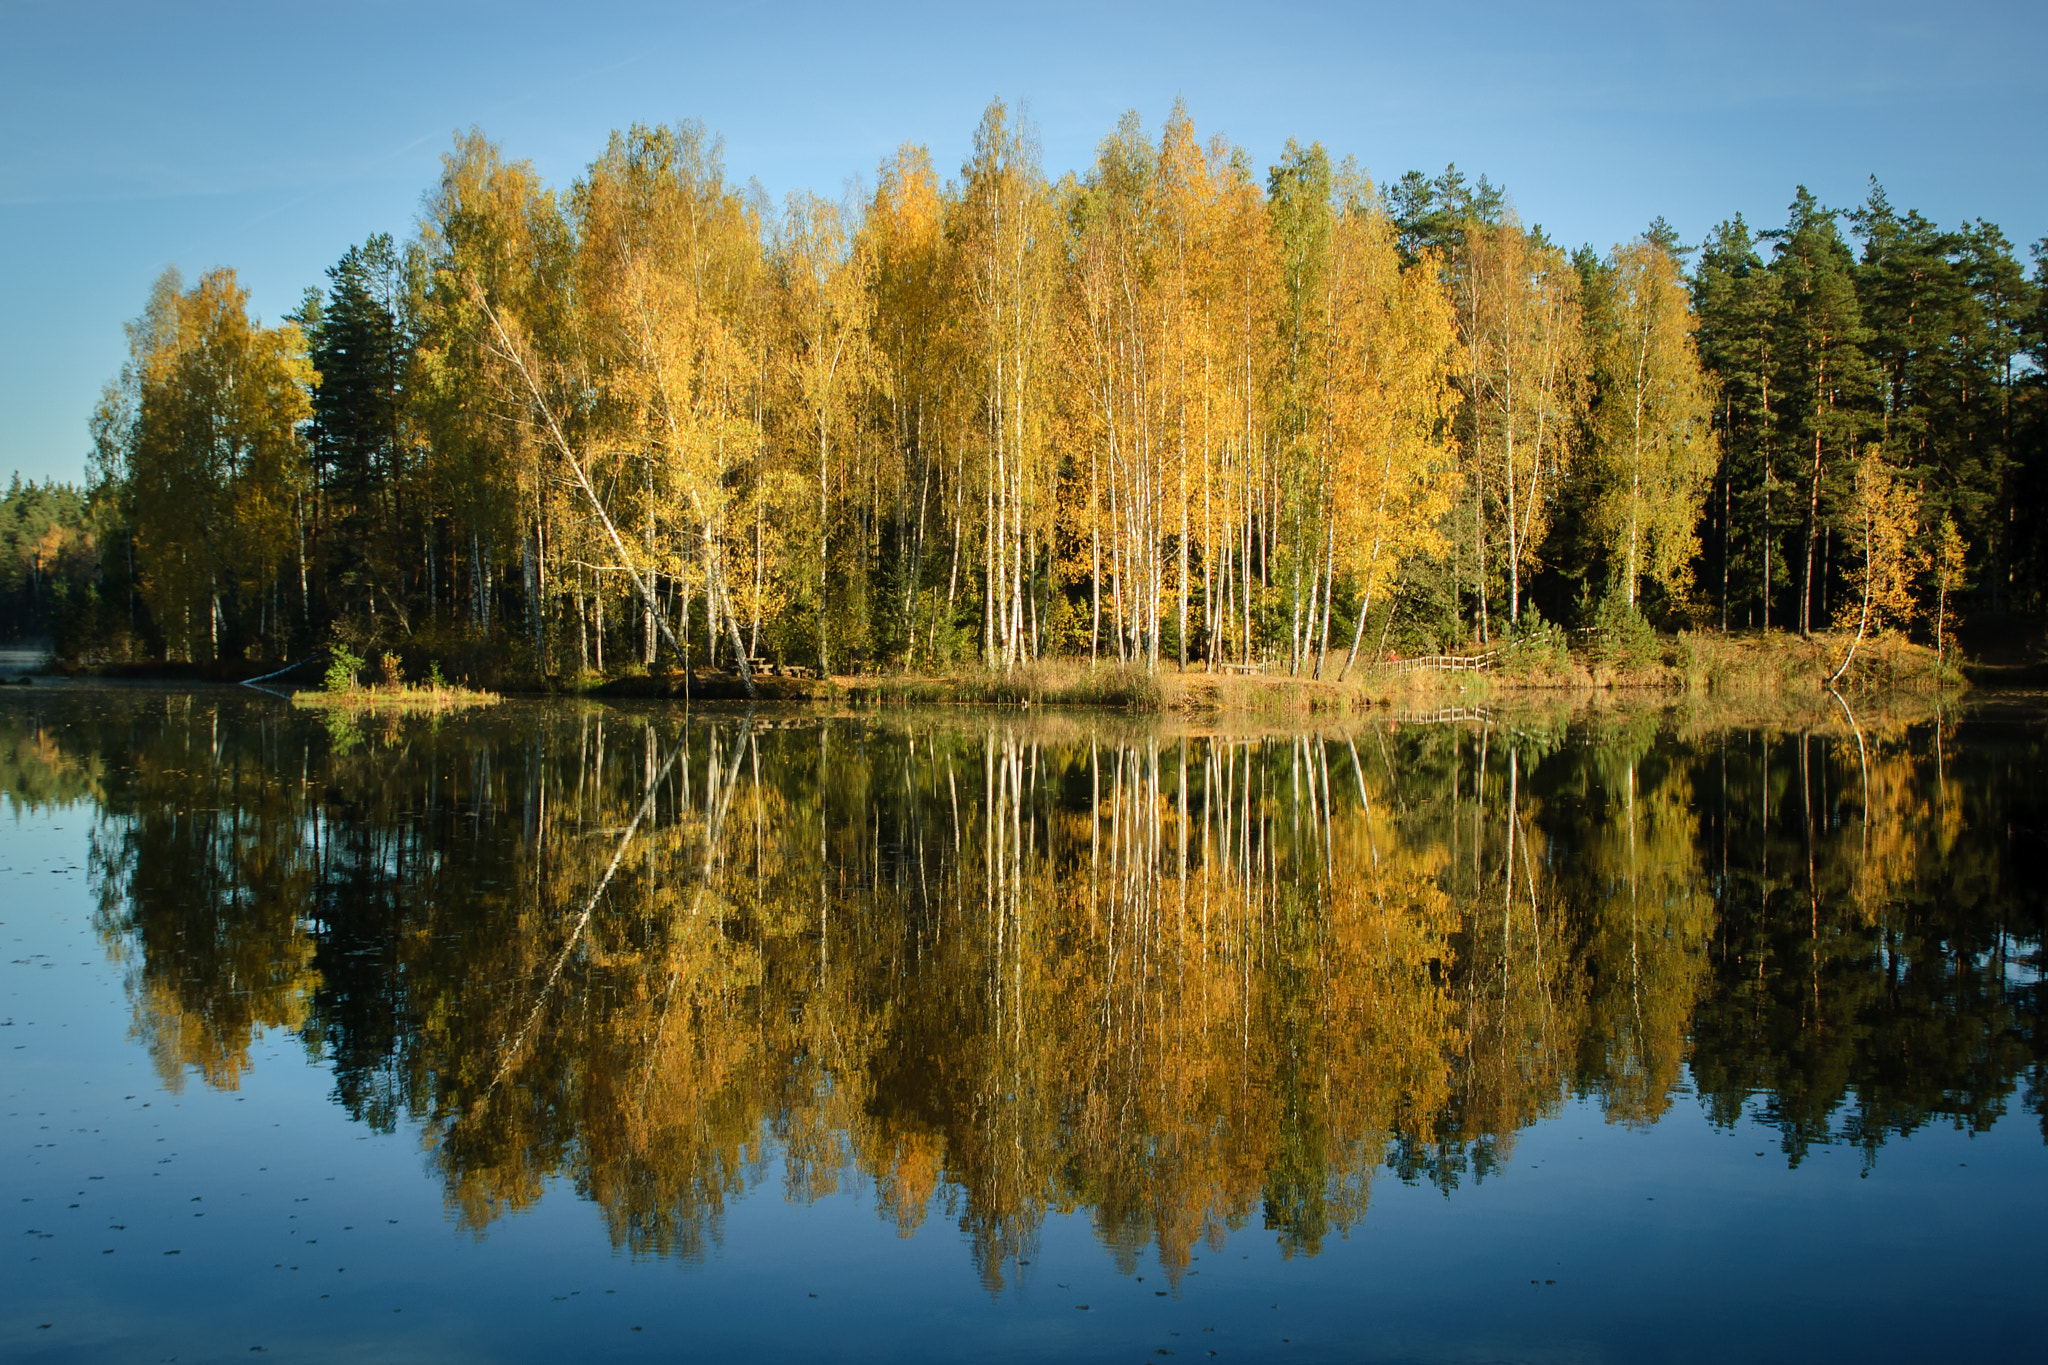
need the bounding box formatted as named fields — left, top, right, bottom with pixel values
left=3, top=692, right=2041, bottom=1288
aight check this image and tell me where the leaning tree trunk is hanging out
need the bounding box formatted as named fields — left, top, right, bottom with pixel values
left=473, top=284, right=753, bottom=697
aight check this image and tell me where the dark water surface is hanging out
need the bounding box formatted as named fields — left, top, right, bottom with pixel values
left=4, top=687, right=2045, bottom=1362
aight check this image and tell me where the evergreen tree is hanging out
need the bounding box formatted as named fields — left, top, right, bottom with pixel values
left=1692, top=216, right=1783, bottom=629
left=307, top=234, right=412, bottom=632
left=1389, top=164, right=1505, bottom=267
left=1765, top=189, right=1876, bottom=635
left=2009, top=239, right=2048, bottom=604
left=1850, top=184, right=2032, bottom=604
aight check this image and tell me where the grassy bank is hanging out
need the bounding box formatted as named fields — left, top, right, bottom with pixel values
left=40, top=624, right=1977, bottom=717
left=808, top=679, right=1959, bottom=750
left=831, top=629, right=1963, bottom=715
left=1500, top=627, right=1962, bottom=696
left=846, top=660, right=1168, bottom=710
left=842, top=656, right=1525, bottom=715
left=291, top=682, right=500, bottom=714
left=586, top=669, right=825, bottom=703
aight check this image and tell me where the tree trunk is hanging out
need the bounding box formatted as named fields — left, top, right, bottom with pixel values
left=1800, top=432, right=1823, bottom=636
left=1828, top=509, right=1872, bottom=685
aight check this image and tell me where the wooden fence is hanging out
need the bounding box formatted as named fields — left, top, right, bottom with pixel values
left=1366, top=648, right=1504, bottom=676
left=1385, top=706, right=1499, bottom=725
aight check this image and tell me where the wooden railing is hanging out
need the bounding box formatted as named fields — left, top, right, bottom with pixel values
left=1386, top=705, right=1498, bottom=724
left=1208, top=638, right=1543, bottom=678
left=1367, top=648, right=1503, bottom=675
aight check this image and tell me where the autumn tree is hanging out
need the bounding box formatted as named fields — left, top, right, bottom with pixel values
left=954, top=100, right=1058, bottom=670
left=863, top=144, right=959, bottom=664
left=1931, top=515, right=1966, bottom=659
left=105, top=267, right=312, bottom=662
left=776, top=191, right=874, bottom=674
left=1589, top=231, right=1717, bottom=613
left=574, top=122, right=769, bottom=679
left=412, top=131, right=567, bottom=646
left=1267, top=139, right=1335, bottom=672
left=1460, top=217, right=1585, bottom=630
left=1314, top=181, right=1460, bottom=678
left=1830, top=445, right=1927, bottom=682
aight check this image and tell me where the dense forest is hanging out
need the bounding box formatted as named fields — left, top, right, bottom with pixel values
left=9, top=101, right=2044, bottom=682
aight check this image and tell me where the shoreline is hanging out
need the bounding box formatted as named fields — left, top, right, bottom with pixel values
left=0, top=672, right=2006, bottom=749
left=15, top=628, right=1989, bottom=716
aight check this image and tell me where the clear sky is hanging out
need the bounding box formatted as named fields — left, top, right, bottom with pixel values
left=3, top=0, right=2042, bottom=487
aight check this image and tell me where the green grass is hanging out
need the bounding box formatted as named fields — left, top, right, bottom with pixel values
left=292, top=682, right=500, bottom=714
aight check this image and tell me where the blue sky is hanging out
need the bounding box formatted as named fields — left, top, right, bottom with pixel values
left=3, top=0, right=2043, bottom=486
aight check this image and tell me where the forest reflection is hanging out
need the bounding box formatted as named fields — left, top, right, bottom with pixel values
left=4, top=694, right=2043, bottom=1285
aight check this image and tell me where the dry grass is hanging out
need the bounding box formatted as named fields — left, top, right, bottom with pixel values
left=842, top=657, right=1512, bottom=715
left=846, top=659, right=1165, bottom=710
left=1669, top=629, right=1958, bottom=695
left=733, top=630, right=1967, bottom=716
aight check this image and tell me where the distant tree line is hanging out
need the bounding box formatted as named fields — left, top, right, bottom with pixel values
left=16, top=101, right=2044, bottom=676
left=0, top=476, right=97, bottom=646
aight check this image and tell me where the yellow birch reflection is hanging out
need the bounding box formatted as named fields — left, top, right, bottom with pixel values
left=88, top=699, right=323, bottom=1092
left=6, top=693, right=2036, bottom=1278
left=1566, top=731, right=1715, bottom=1126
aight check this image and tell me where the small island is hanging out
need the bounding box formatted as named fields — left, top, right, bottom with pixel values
left=289, top=648, right=499, bottom=714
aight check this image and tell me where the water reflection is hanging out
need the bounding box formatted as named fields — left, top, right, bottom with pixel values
left=4, top=691, right=2043, bottom=1286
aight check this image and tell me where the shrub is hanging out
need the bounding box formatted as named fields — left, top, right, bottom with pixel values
left=324, top=646, right=365, bottom=693
left=1586, top=592, right=1660, bottom=670
left=1503, top=605, right=1570, bottom=671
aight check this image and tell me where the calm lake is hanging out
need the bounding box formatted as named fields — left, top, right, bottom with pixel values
left=5, top=687, right=2045, bottom=1362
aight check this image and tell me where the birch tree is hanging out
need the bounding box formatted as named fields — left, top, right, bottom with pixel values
left=1593, top=234, right=1717, bottom=610
left=1460, top=218, right=1585, bottom=629
left=1317, top=193, right=1460, bottom=678
left=777, top=191, right=873, bottom=676
left=954, top=100, right=1057, bottom=670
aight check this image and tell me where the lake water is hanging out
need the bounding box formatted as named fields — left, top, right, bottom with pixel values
left=4, top=687, right=2044, bottom=1362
